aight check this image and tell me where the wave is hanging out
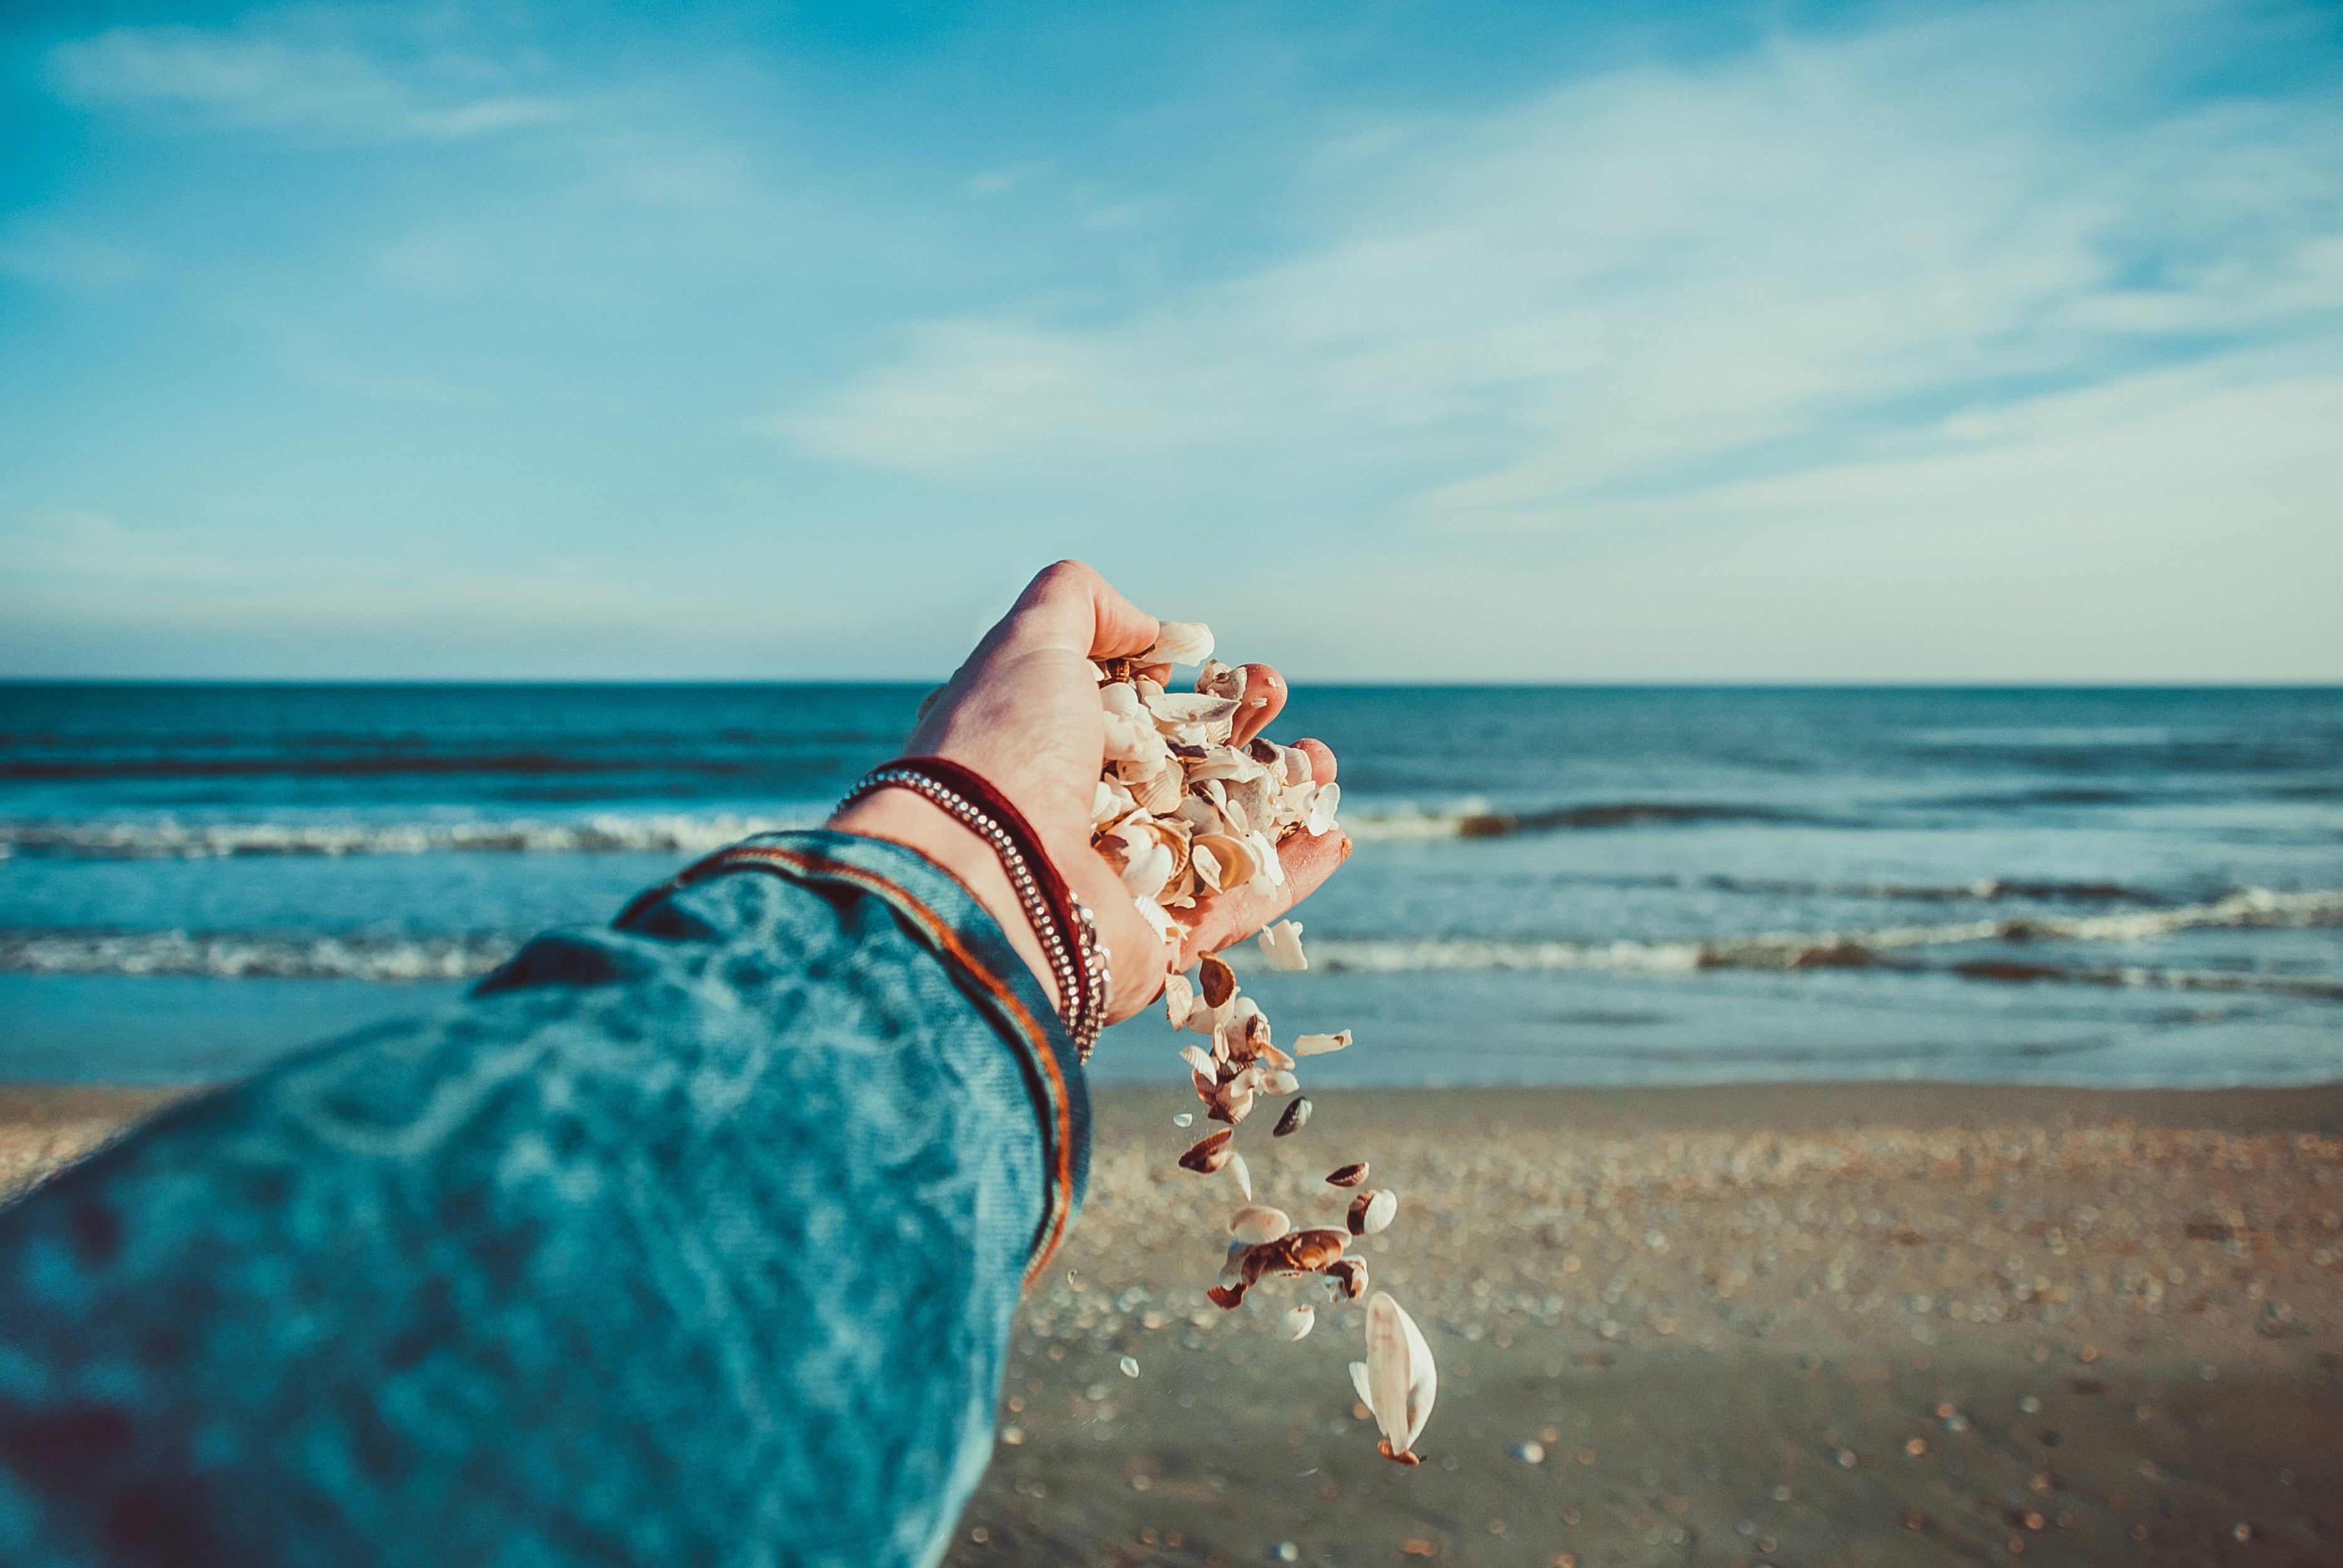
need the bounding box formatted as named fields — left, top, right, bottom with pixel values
left=14, top=890, right=2335, bottom=989
left=0, top=812, right=824, bottom=861
left=1268, top=888, right=2343, bottom=980
left=1340, top=799, right=1805, bottom=840
left=0, top=929, right=519, bottom=982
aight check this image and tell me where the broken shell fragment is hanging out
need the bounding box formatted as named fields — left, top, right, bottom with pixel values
left=1228, top=1205, right=1291, bottom=1245
left=1363, top=1291, right=1437, bottom=1463
left=1207, top=1282, right=1247, bottom=1310
left=1178, top=1129, right=1234, bottom=1173
left=1281, top=1305, right=1316, bottom=1343
left=1228, top=1152, right=1252, bottom=1203
left=1272, top=1096, right=1310, bottom=1137
left=1324, top=1257, right=1369, bottom=1300
left=1258, top=919, right=1308, bottom=972
left=1348, top=1189, right=1397, bottom=1237
left=1326, top=1162, right=1370, bottom=1189
left=1240, top=1227, right=1349, bottom=1284
left=1293, top=1030, right=1353, bottom=1058
left=1197, top=952, right=1237, bottom=1008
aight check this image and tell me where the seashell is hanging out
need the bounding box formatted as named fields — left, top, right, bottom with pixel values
left=1348, top=1190, right=1397, bottom=1236
left=1136, top=764, right=1188, bottom=815
left=1228, top=1152, right=1251, bottom=1203
left=1228, top=1205, right=1291, bottom=1244
left=1197, top=952, right=1237, bottom=1008
left=1179, top=1044, right=1214, bottom=1077
left=1293, top=1030, right=1352, bottom=1057
left=1273, top=1095, right=1310, bottom=1137
left=1305, top=781, right=1342, bottom=837
left=1100, top=681, right=1144, bottom=718
left=1092, top=776, right=1135, bottom=827
left=1239, top=1227, right=1349, bottom=1284
left=1324, top=1256, right=1369, bottom=1300
left=1219, top=1238, right=1249, bottom=1283
left=1134, top=894, right=1177, bottom=944
left=1208, top=1083, right=1254, bottom=1126
left=1174, top=1112, right=1194, bottom=1128
left=1162, top=972, right=1197, bottom=1030
left=1115, top=830, right=1176, bottom=902
left=1142, top=691, right=1242, bottom=728
left=1102, top=708, right=1162, bottom=765
left=1259, top=1068, right=1300, bottom=1097
left=1144, top=621, right=1214, bottom=667
left=1185, top=745, right=1257, bottom=783
left=1253, top=1039, right=1296, bottom=1071
left=1196, top=660, right=1245, bottom=701
left=1258, top=919, right=1308, bottom=972
left=1326, top=1162, right=1369, bottom=1188
left=1178, top=1129, right=1233, bottom=1173
left=1189, top=842, right=1223, bottom=893
left=1242, top=829, right=1285, bottom=894
left=1363, top=1291, right=1436, bottom=1463
left=1192, top=1068, right=1218, bottom=1104
left=1281, top=746, right=1315, bottom=787
left=1206, top=1282, right=1247, bottom=1310
left=1199, top=829, right=1256, bottom=890
left=1281, top=1305, right=1316, bottom=1343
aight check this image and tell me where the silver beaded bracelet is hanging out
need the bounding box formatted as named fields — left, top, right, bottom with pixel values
left=839, top=766, right=1112, bottom=1061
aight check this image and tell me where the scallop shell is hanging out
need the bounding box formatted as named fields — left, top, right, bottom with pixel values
left=1228, top=1205, right=1291, bottom=1245
left=1178, top=1044, right=1214, bottom=1077
left=1162, top=972, right=1197, bottom=1031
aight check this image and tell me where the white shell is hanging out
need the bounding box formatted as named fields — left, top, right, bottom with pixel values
left=1305, top=781, right=1342, bottom=836
left=1178, top=1044, right=1214, bottom=1077
left=1229, top=1205, right=1291, bottom=1244
left=1228, top=1152, right=1251, bottom=1203
left=1281, top=1305, right=1316, bottom=1343
left=1258, top=919, right=1308, bottom=972
left=1142, top=691, right=1241, bottom=726
left=1293, top=1030, right=1353, bottom=1057
left=1259, top=1068, right=1300, bottom=1097
left=1360, top=1189, right=1398, bottom=1235
left=1365, top=1291, right=1437, bottom=1458
left=1162, top=972, right=1196, bottom=1031
left=1144, top=621, right=1214, bottom=666
left=1349, top=1360, right=1373, bottom=1408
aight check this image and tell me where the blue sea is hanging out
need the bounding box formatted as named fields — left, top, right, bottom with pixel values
left=3, top=683, right=2337, bottom=1088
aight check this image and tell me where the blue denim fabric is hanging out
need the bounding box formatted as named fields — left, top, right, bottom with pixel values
left=0, top=830, right=1087, bottom=1568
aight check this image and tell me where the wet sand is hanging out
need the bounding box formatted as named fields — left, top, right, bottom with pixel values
left=7, top=1081, right=2339, bottom=1565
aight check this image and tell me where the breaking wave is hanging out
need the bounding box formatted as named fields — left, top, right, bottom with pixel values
left=12, top=890, right=2337, bottom=990
left=0, top=812, right=824, bottom=861
left=1339, top=799, right=1806, bottom=840
left=0, top=929, right=519, bottom=982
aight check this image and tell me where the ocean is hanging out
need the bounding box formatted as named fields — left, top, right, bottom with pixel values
left=2, top=683, right=2337, bottom=1088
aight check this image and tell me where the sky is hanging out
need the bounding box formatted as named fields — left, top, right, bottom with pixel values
left=1, top=0, right=2339, bottom=682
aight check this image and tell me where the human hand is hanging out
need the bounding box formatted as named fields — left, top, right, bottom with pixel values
left=828, top=560, right=1349, bottom=1022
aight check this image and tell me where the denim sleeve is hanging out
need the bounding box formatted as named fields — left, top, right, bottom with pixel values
left=0, top=830, right=1089, bottom=1568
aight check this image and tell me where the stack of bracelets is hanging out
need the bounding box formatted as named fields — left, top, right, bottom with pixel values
left=837, top=756, right=1114, bottom=1061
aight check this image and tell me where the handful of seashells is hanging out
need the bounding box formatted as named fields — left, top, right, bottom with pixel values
left=1092, top=620, right=1436, bottom=1467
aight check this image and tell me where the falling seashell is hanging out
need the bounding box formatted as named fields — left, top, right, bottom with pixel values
left=1120, top=1355, right=1140, bottom=1378
left=1173, top=1112, right=1194, bottom=1128
left=1324, top=1257, right=1369, bottom=1300
left=1293, top=1030, right=1352, bottom=1058
left=1220, top=1238, right=1250, bottom=1284
left=1144, top=621, right=1214, bottom=667
left=1192, top=833, right=1258, bottom=894
left=1163, top=972, right=1197, bottom=1031
left=1179, top=1044, right=1214, bottom=1077
left=1208, top=1083, right=1254, bottom=1126
left=1326, top=1162, right=1369, bottom=1189
left=1228, top=1152, right=1251, bottom=1203
left=1258, top=919, right=1309, bottom=972
left=1207, top=1282, right=1247, bottom=1310
left=1259, top=1069, right=1300, bottom=1097
left=1281, top=1305, right=1316, bottom=1343
left=1253, top=1039, right=1296, bottom=1072
left=1363, top=1292, right=1437, bottom=1463
left=1273, top=1096, right=1311, bottom=1137
left=1229, top=1205, right=1291, bottom=1244
left=1198, top=952, right=1237, bottom=1008
left=1349, top=1361, right=1373, bottom=1408
left=1178, top=1129, right=1234, bottom=1173
left=1239, top=1228, right=1350, bottom=1285
left=1348, top=1189, right=1397, bottom=1236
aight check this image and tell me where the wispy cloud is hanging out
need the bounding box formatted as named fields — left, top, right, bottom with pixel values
left=788, top=0, right=2343, bottom=544
left=46, top=23, right=567, bottom=142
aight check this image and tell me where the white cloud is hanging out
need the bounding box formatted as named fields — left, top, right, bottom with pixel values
left=46, top=24, right=566, bottom=142
left=787, top=0, right=2343, bottom=554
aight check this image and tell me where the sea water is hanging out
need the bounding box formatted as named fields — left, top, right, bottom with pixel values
left=2, top=684, right=2336, bottom=1087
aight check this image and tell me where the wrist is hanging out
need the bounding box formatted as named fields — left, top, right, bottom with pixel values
left=827, top=788, right=1062, bottom=1011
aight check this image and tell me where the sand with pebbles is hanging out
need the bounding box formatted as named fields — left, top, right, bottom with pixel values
left=6, top=1080, right=2338, bottom=1565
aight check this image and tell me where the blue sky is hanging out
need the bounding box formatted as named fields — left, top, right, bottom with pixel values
left=3, top=0, right=2338, bottom=681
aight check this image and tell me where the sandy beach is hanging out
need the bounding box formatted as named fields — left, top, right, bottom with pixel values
left=6, top=1081, right=2338, bottom=1565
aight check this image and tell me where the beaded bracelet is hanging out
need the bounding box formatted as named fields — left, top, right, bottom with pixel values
left=838, top=757, right=1113, bottom=1062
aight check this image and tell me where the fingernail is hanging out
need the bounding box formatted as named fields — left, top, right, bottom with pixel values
left=1338, top=835, right=1354, bottom=863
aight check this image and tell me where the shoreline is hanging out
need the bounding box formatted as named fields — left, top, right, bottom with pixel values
left=6, top=1081, right=2338, bottom=1564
